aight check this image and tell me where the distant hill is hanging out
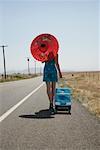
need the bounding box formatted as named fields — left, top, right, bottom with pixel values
left=0, top=67, right=43, bottom=75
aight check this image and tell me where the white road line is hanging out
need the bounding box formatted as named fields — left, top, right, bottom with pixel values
left=0, top=82, right=44, bottom=123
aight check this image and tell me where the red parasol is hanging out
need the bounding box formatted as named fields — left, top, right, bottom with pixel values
left=30, top=33, right=59, bottom=62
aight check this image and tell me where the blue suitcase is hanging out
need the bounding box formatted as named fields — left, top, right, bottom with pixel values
left=55, top=87, right=72, bottom=114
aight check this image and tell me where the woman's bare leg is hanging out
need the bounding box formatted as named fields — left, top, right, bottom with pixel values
left=46, top=82, right=56, bottom=114
left=46, top=82, right=56, bottom=103
left=46, top=82, right=52, bottom=103
left=51, top=82, right=56, bottom=105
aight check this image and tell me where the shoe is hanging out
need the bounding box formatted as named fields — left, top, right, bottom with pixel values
left=50, top=107, right=55, bottom=115
left=49, top=103, right=55, bottom=115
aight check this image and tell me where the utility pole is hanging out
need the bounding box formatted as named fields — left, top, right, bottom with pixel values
left=40, top=67, right=41, bottom=75
left=27, top=57, right=30, bottom=75
left=40, top=66, right=42, bottom=75
left=34, top=60, right=36, bottom=75
left=0, top=45, right=8, bottom=79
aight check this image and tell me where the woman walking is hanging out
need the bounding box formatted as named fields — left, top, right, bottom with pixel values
left=30, top=33, right=62, bottom=114
left=43, top=52, right=62, bottom=114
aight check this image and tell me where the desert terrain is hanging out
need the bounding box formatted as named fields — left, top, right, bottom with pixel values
left=61, top=71, right=100, bottom=118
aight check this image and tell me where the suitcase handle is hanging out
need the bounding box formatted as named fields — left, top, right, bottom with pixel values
left=57, top=77, right=67, bottom=88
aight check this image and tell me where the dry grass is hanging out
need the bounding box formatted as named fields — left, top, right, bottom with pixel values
left=62, top=71, right=100, bottom=118
left=0, top=73, right=39, bottom=82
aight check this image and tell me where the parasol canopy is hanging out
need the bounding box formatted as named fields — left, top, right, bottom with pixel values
left=30, top=33, right=59, bottom=62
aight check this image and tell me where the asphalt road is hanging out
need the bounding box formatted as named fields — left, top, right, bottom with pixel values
left=0, top=76, right=100, bottom=150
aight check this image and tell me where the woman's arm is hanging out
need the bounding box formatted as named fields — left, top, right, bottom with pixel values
left=54, top=54, right=62, bottom=78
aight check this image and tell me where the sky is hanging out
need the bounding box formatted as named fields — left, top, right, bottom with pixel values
left=0, top=0, right=100, bottom=74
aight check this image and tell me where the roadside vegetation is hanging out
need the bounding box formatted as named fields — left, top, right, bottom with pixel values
left=62, top=71, right=100, bottom=118
left=0, top=73, right=40, bottom=83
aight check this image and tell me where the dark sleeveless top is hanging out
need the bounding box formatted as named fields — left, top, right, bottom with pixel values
left=43, top=59, right=58, bottom=82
